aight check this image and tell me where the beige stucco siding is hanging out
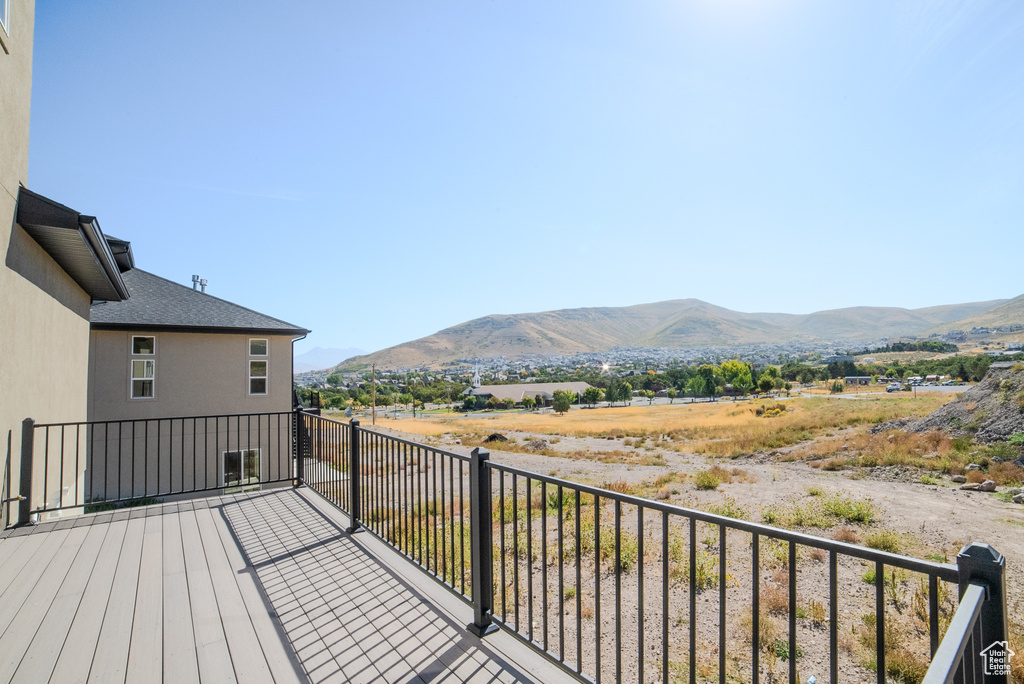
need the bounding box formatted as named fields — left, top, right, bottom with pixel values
left=2, top=0, right=92, bottom=434
left=1, top=0, right=95, bottom=522
left=0, top=0, right=33, bottom=206
left=88, top=330, right=295, bottom=422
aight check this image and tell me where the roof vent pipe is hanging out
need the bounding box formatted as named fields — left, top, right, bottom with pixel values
left=191, top=275, right=208, bottom=293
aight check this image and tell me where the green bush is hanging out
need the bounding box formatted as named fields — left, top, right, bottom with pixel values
left=694, top=470, right=721, bottom=490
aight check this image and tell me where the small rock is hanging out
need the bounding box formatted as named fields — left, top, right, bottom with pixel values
left=966, top=463, right=983, bottom=471
left=960, top=483, right=980, bottom=490
left=991, top=456, right=1005, bottom=463
left=978, top=480, right=997, bottom=492
left=526, top=439, right=550, bottom=450
left=454, top=439, right=461, bottom=445
left=951, top=475, right=967, bottom=483
left=483, top=433, right=508, bottom=443
left=922, top=453, right=937, bottom=459
left=1007, top=488, right=1023, bottom=496
left=841, top=445, right=849, bottom=451
left=1013, top=493, right=1024, bottom=504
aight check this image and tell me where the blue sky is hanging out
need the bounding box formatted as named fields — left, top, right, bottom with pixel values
left=29, top=0, right=1024, bottom=355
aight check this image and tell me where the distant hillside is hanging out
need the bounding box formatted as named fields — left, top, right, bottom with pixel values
left=331, top=296, right=1018, bottom=371
left=926, top=295, right=1024, bottom=333
left=295, top=346, right=366, bottom=372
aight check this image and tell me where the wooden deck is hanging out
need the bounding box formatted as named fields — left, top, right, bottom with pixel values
left=0, top=487, right=573, bottom=684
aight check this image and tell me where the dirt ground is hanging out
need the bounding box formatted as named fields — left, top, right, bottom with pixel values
left=367, top=421, right=1024, bottom=683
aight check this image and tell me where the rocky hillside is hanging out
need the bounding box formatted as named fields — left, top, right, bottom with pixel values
left=906, top=363, right=1024, bottom=442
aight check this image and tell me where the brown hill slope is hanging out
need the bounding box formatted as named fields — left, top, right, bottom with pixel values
left=332, top=296, right=1018, bottom=371
left=927, top=294, right=1024, bottom=332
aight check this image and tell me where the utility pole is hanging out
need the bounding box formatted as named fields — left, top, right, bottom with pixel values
left=371, top=364, right=376, bottom=425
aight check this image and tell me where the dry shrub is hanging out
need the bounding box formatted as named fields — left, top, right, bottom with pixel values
left=989, top=462, right=1024, bottom=485
left=966, top=469, right=987, bottom=483
left=887, top=648, right=929, bottom=684
left=809, top=547, right=827, bottom=563
left=833, top=526, right=860, bottom=543
left=1011, top=628, right=1024, bottom=684
left=707, top=465, right=734, bottom=484
left=762, top=583, right=790, bottom=615
left=740, top=610, right=781, bottom=651
left=603, top=479, right=632, bottom=495
left=581, top=599, right=594, bottom=620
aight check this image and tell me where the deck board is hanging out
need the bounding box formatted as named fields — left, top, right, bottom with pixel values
left=126, top=514, right=163, bottom=682
left=87, top=516, right=145, bottom=683
left=161, top=503, right=200, bottom=684
left=0, top=488, right=575, bottom=684
left=0, top=525, right=92, bottom=682
left=48, top=519, right=128, bottom=684
left=195, top=504, right=274, bottom=684
left=0, top=527, right=72, bottom=635
left=9, top=523, right=107, bottom=683
left=180, top=505, right=238, bottom=683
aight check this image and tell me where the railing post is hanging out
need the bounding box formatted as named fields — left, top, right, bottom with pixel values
left=468, top=447, right=497, bottom=636
left=957, top=543, right=1010, bottom=683
left=347, top=419, right=360, bottom=533
left=294, top=409, right=304, bottom=486
left=18, top=419, right=34, bottom=526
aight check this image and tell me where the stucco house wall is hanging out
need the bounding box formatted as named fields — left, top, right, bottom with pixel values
left=88, top=331, right=295, bottom=421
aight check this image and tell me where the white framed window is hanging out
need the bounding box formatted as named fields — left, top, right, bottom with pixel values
left=0, top=0, right=9, bottom=37
left=131, top=359, right=155, bottom=399
left=223, top=449, right=260, bottom=492
left=249, top=360, right=267, bottom=395
left=249, top=338, right=268, bottom=356
left=132, top=335, right=155, bottom=355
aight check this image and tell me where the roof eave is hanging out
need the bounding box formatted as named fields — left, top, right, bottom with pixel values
left=90, top=322, right=311, bottom=337
left=15, top=188, right=129, bottom=302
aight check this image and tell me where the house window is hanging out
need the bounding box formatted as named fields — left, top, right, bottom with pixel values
left=132, top=336, right=155, bottom=355
left=249, top=338, right=267, bottom=356
left=223, top=449, right=260, bottom=491
left=131, top=360, right=155, bottom=398
left=0, top=0, right=9, bottom=36
left=249, top=360, right=267, bottom=395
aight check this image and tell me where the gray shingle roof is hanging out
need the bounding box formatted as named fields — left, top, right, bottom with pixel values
left=90, top=269, right=308, bottom=335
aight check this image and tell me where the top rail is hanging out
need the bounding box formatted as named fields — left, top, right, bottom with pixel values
left=33, top=410, right=296, bottom=429
left=921, top=582, right=987, bottom=684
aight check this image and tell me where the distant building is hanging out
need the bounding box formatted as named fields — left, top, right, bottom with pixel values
left=843, top=376, right=871, bottom=385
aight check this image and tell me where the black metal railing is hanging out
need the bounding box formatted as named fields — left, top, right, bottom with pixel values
left=297, top=412, right=1010, bottom=684
left=298, top=413, right=475, bottom=604
left=922, top=544, right=1010, bottom=684
left=9, top=411, right=296, bottom=524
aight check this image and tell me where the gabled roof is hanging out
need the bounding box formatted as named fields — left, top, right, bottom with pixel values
left=15, top=187, right=129, bottom=301
left=90, top=268, right=309, bottom=336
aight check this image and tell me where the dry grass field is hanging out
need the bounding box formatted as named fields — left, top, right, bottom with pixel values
left=380, top=394, right=957, bottom=458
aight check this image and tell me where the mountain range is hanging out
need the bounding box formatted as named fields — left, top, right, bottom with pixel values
left=330, top=295, right=1024, bottom=371
left=294, top=346, right=366, bottom=373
